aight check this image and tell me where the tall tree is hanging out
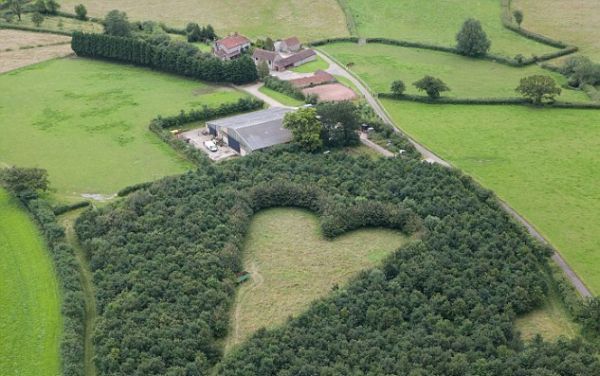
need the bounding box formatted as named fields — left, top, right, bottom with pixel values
left=264, top=37, right=275, bottom=51
left=74, top=4, right=87, bottom=20
left=513, top=10, right=524, bottom=27
left=31, top=11, right=44, bottom=27
left=391, top=80, right=406, bottom=96
left=413, top=76, right=450, bottom=99
left=45, top=0, right=60, bottom=14
left=104, top=10, right=131, bottom=37
left=283, top=108, right=323, bottom=151
left=516, top=75, right=561, bottom=104
left=316, top=101, right=360, bottom=147
left=7, top=0, right=24, bottom=21
left=456, top=18, right=491, bottom=57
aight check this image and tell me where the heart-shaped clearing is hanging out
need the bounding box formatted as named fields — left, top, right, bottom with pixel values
left=225, top=208, right=408, bottom=351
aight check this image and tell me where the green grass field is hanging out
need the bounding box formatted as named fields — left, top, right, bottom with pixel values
left=0, top=15, right=102, bottom=33
left=59, top=0, right=349, bottom=41
left=342, top=0, right=555, bottom=57
left=226, top=208, right=407, bottom=351
left=0, top=188, right=62, bottom=376
left=514, top=0, right=600, bottom=61
left=0, top=57, right=247, bottom=202
left=290, top=55, right=329, bottom=73
left=381, top=100, right=600, bottom=294
left=258, top=86, right=304, bottom=106
left=322, top=42, right=588, bottom=101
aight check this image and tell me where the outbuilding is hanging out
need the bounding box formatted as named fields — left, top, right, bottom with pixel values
left=206, top=107, right=294, bottom=155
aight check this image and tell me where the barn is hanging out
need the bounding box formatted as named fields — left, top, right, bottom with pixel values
left=206, top=107, right=294, bottom=155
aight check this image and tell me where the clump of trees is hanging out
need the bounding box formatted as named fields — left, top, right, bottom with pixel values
left=284, top=101, right=361, bottom=151
left=33, top=0, right=59, bottom=14
left=6, top=0, right=24, bottom=21
left=185, top=22, right=216, bottom=43
left=516, top=75, right=561, bottom=104
left=413, top=75, right=450, bottom=98
left=456, top=18, right=491, bottom=57
left=255, top=37, right=275, bottom=51
left=263, top=76, right=305, bottom=100
left=76, top=145, right=600, bottom=375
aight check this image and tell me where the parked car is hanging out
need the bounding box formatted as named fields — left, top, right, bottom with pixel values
left=203, top=140, right=218, bottom=152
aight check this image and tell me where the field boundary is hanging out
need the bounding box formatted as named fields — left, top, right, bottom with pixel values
left=334, top=0, right=358, bottom=36
left=378, top=93, right=600, bottom=109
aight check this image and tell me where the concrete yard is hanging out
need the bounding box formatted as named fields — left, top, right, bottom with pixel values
left=179, top=128, right=237, bottom=161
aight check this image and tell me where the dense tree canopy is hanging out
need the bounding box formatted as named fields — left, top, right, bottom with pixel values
left=516, top=75, right=562, bottom=104
left=0, top=166, right=48, bottom=199
left=104, top=10, right=131, bottom=37
left=456, top=18, right=491, bottom=57
left=76, top=145, right=600, bottom=375
left=413, top=75, right=450, bottom=99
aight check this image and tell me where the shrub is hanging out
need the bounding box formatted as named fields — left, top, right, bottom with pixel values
left=513, top=10, right=524, bottom=27
left=31, top=11, right=44, bottom=27
left=263, top=76, right=305, bottom=100
left=456, top=18, right=491, bottom=57
left=103, top=9, right=131, bottom=37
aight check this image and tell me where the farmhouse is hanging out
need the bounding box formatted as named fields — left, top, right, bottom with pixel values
left=213, top=33, right=251, bottom=60
left=253, top=48, right=317, bottom=72
left=206, top=107, right=294, bottom=155
left=275, top=36, right=301, bottom=53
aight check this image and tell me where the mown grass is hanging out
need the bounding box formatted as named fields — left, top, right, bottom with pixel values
left=381, top=100, right=600, bottom=294
left=258, top=86, right=304, bottom=106
left=290, top=55, right=329, bottom=73
left=0, top=57, right=247, bottom=202
left=322, top=42, right=589, bottom=101
left=341, top=0, right=556, bottom=57
left=513, top=0, right=600, bottom=61
left=226, top=208, right=407, bottom=351
left=59, top=0, right=349, bottom=41
left=0, top=188, right=62, bottom=376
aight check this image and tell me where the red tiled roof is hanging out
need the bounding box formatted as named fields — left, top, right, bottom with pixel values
left=217, top=34, right=251, bottom=49
left=283, top=37, right=300, bottom=47
left=289, top=70, right=335, bottom=88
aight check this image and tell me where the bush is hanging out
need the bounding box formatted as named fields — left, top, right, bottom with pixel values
left=391, top=80, right=406, bottom=96
left=103, top=9, right=130, bottom=37
left=53, top=201, right=90, bottom=215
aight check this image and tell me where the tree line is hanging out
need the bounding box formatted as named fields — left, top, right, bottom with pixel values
left=71, top=32, right=258, bottom=84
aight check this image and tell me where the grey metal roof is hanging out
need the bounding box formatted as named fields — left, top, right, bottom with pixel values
left=207, top=107, right=294, bottom=152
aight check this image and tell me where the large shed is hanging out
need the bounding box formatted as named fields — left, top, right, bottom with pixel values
left=206, top=107, right=294, bottom=155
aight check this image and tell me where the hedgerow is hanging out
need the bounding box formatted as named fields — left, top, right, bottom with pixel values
left=76, top=146, right=600, bottom=375
left=25, top=198, right=85, bottom=376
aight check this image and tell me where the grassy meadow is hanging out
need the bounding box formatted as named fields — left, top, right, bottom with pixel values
left=0, top=57, right=247, bottom=202
left=258, top=86, right=304, bottom=107
left=0, top=188, right=62, bottom=376
left=513, top=0, right=600, bottom=61
left=322, top=42, right=589, bottom=101
left=226, top=208, right=407, bottom=351
left=342, top=0, right=555, bottom=57
left=58, top=0, right=348, bottom=41
left=381, top=100, right=600, bottom=294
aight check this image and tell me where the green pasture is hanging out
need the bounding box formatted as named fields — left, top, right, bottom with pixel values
left=0, top=57, right=246, bottom=202
left=341, top=0, right=556, bottom=57
left=0, top=15, right=102, bottom=33
left=290, top=55, right=329, bottom=73
left=58, top=0, right=349, bottom=41
left=382, top=100, right=600, bottom=294
left=322, top=42, right=588, bottom=101
left=258, top=86, right=304, bottom=107
left=0, top=188, right=62, bottom=376
left=226, top=208, right=407, bottom=351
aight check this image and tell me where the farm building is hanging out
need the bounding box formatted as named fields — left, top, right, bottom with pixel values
left=213, top=33, right=251, bottom=60
left=289, top=70, right=336, bottom=89
left=206, top=107, right=294, bottom=155
left=275, top=36, right=301, bottom=53
left=252, top=48, right=317, bottom=71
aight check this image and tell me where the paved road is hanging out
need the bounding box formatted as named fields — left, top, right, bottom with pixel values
left=237, top=82, right=290, bottom=108
left=317, top=50, right=449, bottom=166
left=317, top=49, right=593, bottom=297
